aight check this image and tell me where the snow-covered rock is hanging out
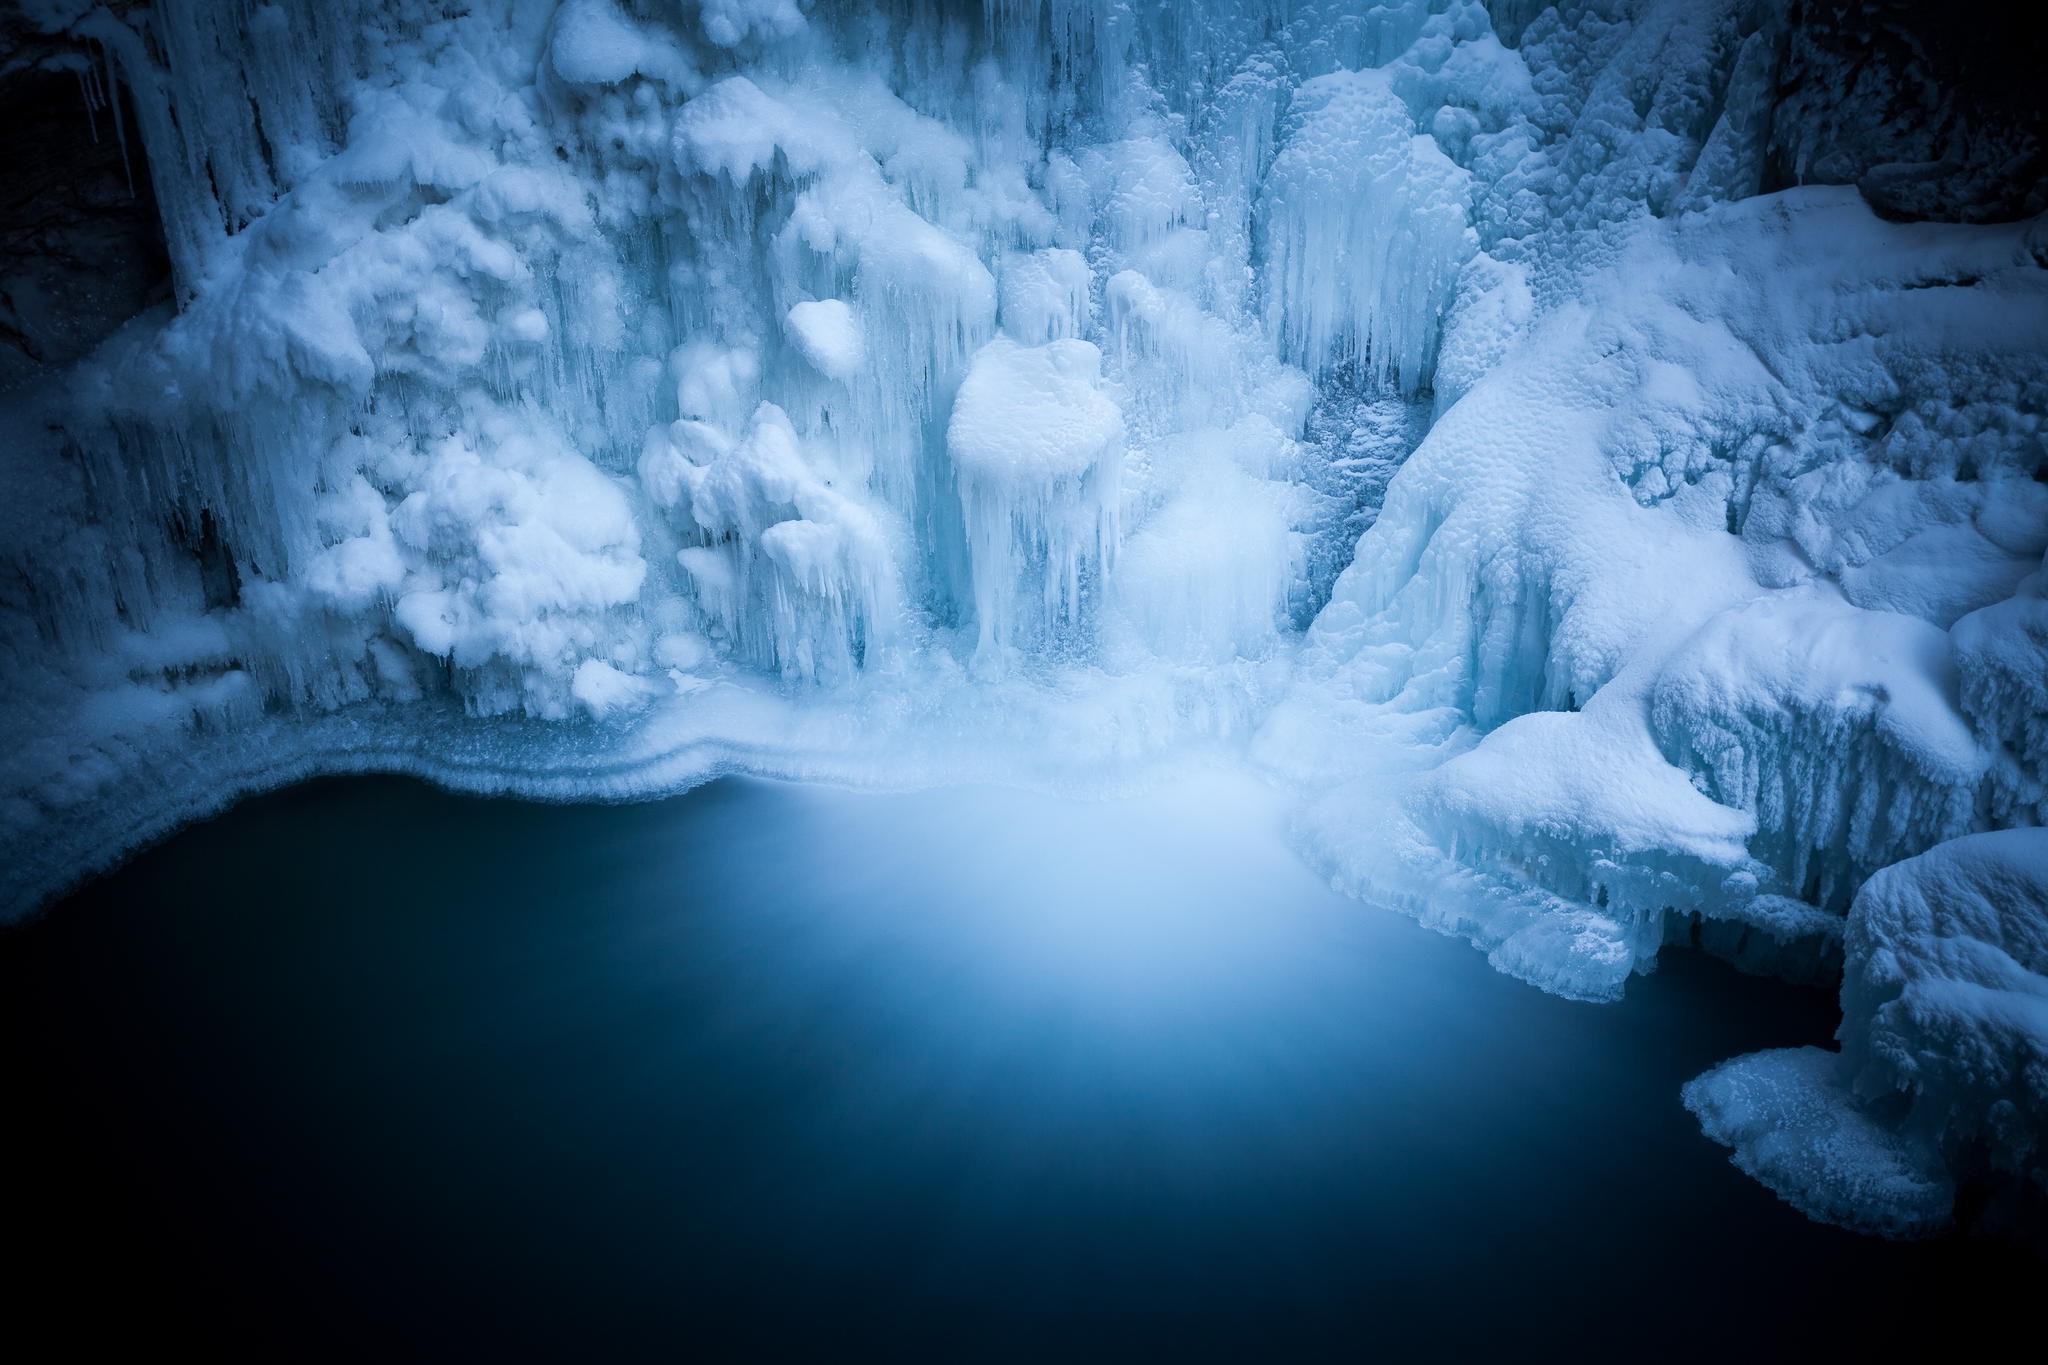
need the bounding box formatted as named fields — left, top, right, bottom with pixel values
left=1688, top=830, right=2048, bottom=1238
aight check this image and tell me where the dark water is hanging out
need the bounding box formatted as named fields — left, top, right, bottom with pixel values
left=3, top=773, right=2032, bottom=1359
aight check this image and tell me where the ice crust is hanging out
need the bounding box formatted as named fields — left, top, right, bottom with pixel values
left=3, top=0, right=2046, bottom=1239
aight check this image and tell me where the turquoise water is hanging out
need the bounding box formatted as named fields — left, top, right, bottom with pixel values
left=3, top=773, right=2030, bottom=1358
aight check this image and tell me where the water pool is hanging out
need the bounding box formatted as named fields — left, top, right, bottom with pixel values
left=3, top=772, right=2030, bottom=1358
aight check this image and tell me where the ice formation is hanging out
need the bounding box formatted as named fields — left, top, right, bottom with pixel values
left=1687, top=830, right=2048, bottom=1237
left=2, top=0, right=2044, bottom=1240
left=950, top=336, right=1124, bottom=664
left=1259, top=65, right=1475, bottom=392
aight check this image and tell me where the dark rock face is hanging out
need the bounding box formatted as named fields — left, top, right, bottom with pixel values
left=1767, top=0, right=2048, bottom=221
left=0, top=30, right=171, bottom=389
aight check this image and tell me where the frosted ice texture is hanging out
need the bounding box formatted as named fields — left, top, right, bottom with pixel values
left=1688, top=831, right=2048, bottom=1238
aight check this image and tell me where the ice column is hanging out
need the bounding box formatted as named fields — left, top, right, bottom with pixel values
left=947, top=338, right=1126, bottom=666
left=1259, top=67, right=1476, bottom=394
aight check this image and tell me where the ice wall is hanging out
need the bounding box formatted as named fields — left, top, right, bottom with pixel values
left=3, top=0, right=1410, bottom=758
left=1272, top=192, right=2048, bottom=1000
left=2, top=0, right=2045, bottom=1241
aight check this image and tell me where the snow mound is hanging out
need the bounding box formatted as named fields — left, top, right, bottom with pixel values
left=1689, top=830, right=2048, bottom=1238
left=784, top=299, right=865, bottom=382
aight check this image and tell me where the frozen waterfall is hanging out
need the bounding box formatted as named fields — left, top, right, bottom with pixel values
left=3, top=0, right=2045, bottom=1244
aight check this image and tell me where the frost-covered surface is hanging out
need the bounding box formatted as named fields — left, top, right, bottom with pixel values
left=1269, top=193, right=2048, bottom=1006
left=2, top=0, right=2045, bottom=1239
left=1687, top=830, right=2048, bottom=1239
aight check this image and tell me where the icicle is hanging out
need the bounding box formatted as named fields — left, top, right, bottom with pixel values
left=105, top=43, right=134, bottom=199
left=1258, top=67, right=1476, bottom=394
left=76, top=63, right=100, bottom=145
